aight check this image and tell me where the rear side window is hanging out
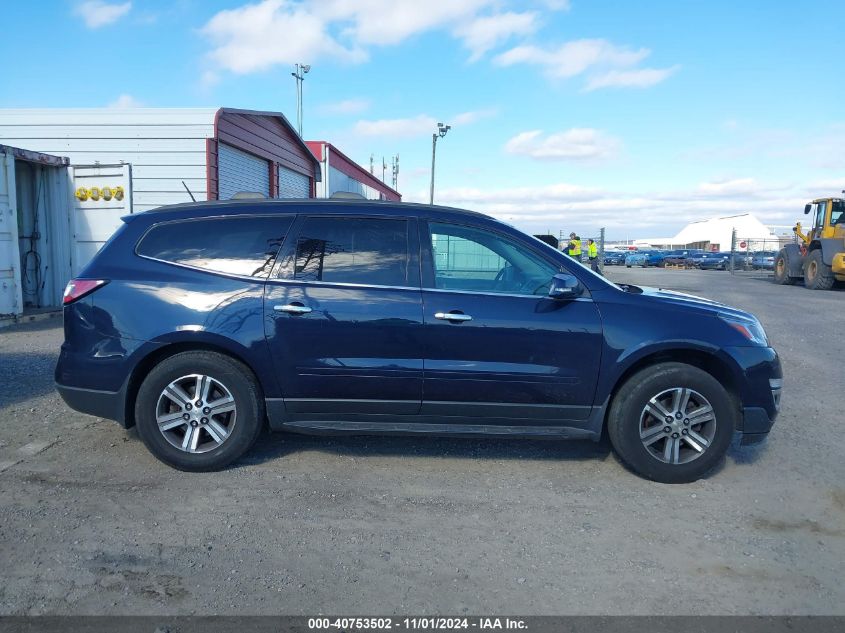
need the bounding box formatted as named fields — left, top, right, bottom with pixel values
left=137, top=215, right=293, bottom=278
left=293, top=216, right=409, bottom=286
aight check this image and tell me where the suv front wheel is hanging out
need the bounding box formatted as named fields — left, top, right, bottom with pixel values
left=135, top=351, right=265, bottom=471
left=607, top=362, right=736, bottom=483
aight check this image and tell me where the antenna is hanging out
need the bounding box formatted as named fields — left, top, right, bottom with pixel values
left=182, top=180, right=196, bottom=202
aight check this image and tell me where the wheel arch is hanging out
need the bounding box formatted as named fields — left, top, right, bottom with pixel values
left=123, top=339, right=268, bottom=429
left=602, top=348, right=742, bottom=433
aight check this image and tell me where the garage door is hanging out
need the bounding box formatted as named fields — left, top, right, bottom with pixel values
left=218, top=143, right=270, bottom=200
left=278, top=165, right=311, bottom=198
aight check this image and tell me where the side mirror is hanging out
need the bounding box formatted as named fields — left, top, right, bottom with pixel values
left=548, top=273, right=583, bottom=300
left=804, top=204, right=811, bottom=215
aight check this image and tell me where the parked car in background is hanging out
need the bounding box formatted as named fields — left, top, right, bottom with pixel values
left=603, top=251, right=628, bottom=266
left=731, top=252, right=754, bottom=269
left=55, top=198, right=781, bottom=483
left=664, top=249, right=704, bottom=266
left=698, top=252, right=732, bottom=270
left=751, top=251, right=776, bottom=270
left=686, top=252, right=717, bottom=268
left=625, top=250, right=667, bottom=268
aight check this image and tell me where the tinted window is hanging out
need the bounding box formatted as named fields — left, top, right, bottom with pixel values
left=293, top=217, right=409, bottom=286
left=137, top=215, right=292, bottom=278
left=429, top=222, right=558, bottom=295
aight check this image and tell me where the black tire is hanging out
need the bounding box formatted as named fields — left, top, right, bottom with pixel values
left=773, top=250, right=797, bottom=285
left=607, top=362, right=737, bottom=483
left=803, top=249, right=835, bottom=290
left=135, top=351, right=265, bottom=471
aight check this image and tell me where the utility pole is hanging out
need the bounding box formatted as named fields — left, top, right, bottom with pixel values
left=429, top=122, right=451, bottom=205
left=290, top=63, right=311, bottom=136
left=391, top=154, right=399, bottom=190
left=382, top=156, right=387, bottom=183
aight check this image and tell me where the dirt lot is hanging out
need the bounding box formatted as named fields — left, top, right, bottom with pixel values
left=0, top=267, right=843, bottom=615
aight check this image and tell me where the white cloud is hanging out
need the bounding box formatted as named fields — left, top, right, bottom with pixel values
left=201, top=0, right=366, bottom=74
left=353, top=115, right=438, bottom=138
left=319, top=98, right=371, bottom=115
left=353, top=109, right=495, bottom=139
left=454, top=12, right=539, bottom=62
left=494, top=39, right=649, bottom=78
left=505, top=128, right=621, bottom=161
left=319, top=0, right=492, bottom=47
left=493, top=37, right=678, bottom=91
left=107, top=94, right=143, bottom=108
left=404, top=177, right=810, bottom=237
left=200, top=0, right=555, bottom=76
left=74, top=0, right=131, bottom=29
left=584, top=65, right=680, bottom=91
left=451, top=108, right=498, bottom=125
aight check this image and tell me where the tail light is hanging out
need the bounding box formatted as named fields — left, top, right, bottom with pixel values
left=63, top=279, right=108, bottom=305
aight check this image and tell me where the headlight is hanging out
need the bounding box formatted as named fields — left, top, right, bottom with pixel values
left=719, top=313, right=768, bottom=346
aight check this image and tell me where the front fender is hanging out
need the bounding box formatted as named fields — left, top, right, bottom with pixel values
left=816, top=238, right=843, bottom=266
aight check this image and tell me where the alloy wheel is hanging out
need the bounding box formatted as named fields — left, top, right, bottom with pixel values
left=639, top=387, right=716, bottom=465
left=155, top=374, right=237, bottom=453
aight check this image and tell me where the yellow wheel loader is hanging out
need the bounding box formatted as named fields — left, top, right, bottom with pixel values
left=773, top=197, right=845, bottom=290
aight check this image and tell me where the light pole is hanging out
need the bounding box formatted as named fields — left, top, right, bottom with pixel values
left=291, top=63, right=311, bottom=137
left=429, top=122, right=450, bottom=205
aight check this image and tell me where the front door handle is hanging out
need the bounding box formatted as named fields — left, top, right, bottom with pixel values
left=434, top=311, right=472, bottom=322
left=274, top=303, right=313, bottom=315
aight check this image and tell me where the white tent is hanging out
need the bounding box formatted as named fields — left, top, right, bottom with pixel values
left=637, top=213, right=777, bottom=250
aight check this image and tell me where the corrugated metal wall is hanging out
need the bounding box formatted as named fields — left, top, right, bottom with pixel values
left=278, top=164, right=310, bottom=198
left=0, top=151, right=22, bottom=315
left=218, top=143, right=270, bottom=199
left=0, top=109, right=216, bottom=212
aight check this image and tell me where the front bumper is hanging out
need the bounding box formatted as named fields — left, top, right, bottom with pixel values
left=740, top=407, right=775, bottom=445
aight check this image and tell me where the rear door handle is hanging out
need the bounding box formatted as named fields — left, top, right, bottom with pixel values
left=434, top=311, right=472, bottom=322
left=274, top=303, right=312, bottom=315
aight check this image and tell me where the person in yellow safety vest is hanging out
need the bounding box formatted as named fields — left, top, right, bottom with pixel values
left=587, top=238, right=601, bottom=274
left=567, top=232, right=582, bottom=260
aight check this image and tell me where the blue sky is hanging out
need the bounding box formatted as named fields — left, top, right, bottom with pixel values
left=1, top=0, right=843, bottom=238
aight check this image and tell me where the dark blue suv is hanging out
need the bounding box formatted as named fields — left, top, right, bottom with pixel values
left=56, top=200, right=782, bottom=483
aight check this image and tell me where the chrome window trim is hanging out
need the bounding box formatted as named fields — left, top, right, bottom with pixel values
left=423, top=287, right=594, bottom=301
left=266, top=277, right=593, bottom=300
left=266, top=278, right=421, bottom=292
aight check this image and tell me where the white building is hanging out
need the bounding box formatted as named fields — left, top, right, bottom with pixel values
left=0, top=107, right=322, bottom=212
left=639, top=213, right=778, bottom=251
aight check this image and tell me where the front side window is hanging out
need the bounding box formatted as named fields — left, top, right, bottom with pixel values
left=428, top=222, right=558, bottom=295
left=137, top=215, right=292, bottom=278
left=293, top=217, right=409, bottom=286
left=815, top=202, right=826, bottom=229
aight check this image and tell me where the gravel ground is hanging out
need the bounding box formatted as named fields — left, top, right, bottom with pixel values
left=0, top=267, right=843, bottom=615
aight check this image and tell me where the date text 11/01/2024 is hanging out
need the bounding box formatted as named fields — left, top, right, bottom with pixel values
left=308, top=617, right=528, bottom=630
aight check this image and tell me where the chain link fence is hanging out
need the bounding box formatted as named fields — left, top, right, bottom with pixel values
left=729, top=229, right=795, bottom=279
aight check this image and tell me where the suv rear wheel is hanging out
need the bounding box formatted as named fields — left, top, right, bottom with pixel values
left=607, top=362, right=736, bottom=483
left=135, top=351, right=264, bottom=471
